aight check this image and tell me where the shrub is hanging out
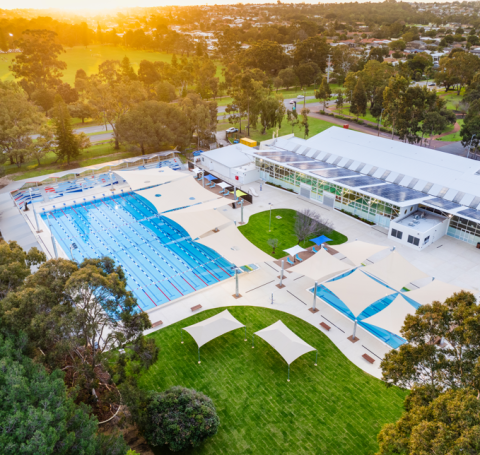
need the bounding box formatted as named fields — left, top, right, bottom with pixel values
left=144, top=386, right=220, bottom=452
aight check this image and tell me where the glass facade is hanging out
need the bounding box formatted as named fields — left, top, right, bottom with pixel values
left=256, top=158, right=400, bottom=228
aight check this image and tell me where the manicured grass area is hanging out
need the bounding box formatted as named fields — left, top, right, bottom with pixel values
left=332, top=105, right=380, bottom=125
left=218, top=115, right=342, bottom=144
left=140, top=306, right=407, bottom=455
left=437, top=119, right=464, bottom=142
left=439, top=89, right=465, bottom=110
left=0, top=45, right=224, bottom=85
left=238, top=209, right=348, bottom=259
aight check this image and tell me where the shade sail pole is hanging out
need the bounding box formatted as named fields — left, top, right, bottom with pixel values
left=287, top=364, right=290, bottom=382
left=310, top=281, right=319, bottom=313
left=235, top=269, right=239, bottom=298
left=198, top=347, right=201, bottom=364
left=251, top=334, right=255, bottom=348
left=181, top=330, right=184, bottom=344
left=353, top=319, right=358, bottom=341
left=315, top=350, right=318, bottom=366
left=279, top=260, right=284, bottom=287
left=244, top=326, right=247, bottom=341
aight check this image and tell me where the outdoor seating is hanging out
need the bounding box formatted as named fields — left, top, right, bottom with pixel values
left=312, top=246, right=319, bottom=253
left=152, top=320, right=163, bottom=328
left=362, top=353, right=375, bottom=364
left=320, top=322, right=331, bottom=331
left=191, top=304, right=202, bottom=312
left=287, top=257, right=295, bottom=266
left=295, top=254, right=303, bottom=262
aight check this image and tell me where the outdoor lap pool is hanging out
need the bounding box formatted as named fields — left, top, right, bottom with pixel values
left=41, top=191, right=235, bottom=311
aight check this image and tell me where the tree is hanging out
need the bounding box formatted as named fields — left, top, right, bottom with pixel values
left=144, top=386, right=220, bottom=452
left=315, top=77, right=332, bottom=111
left=278, top=68, right=298, bottom=90
left=436, top=51, right=480, bottom=94
left=75, top=68, right=89, bottom=92
left=377, top=388, right=480, bottom=455
left=421, top=111, right=449, bottom=146
left=241, top=40, right=288, bottom=75
left=369, top=85, right=386, bottom=120
left=294, top=209, right=333, bottom=245
left=286, top=109, right=299, bottom=133
left=381, top=291, right=480, bottom=391
left=267, top=238, right=279, bottom=254
left=10, top=29, right=66, bottom=98
left=301, top=107, right=310, bottom=138
left=350, top=78, right=367, bottom=119
left=0, top=81, right=46, bottom=167
left=335, top=89, right=345, bottom=110
left=120, top=56, right=137, bottom=80
left=154, top=81, right=176, bottom=102
left=388, top=39, right=406, bottom=51
left=460, top=100, right=480, bottom=155
left=252, top=93, right=286, bottom=135
left=56, top=82, right=79, bottom=104
left=0, top=241, right=45, bottom=299
left=117, top=100, right=191, bottom=154
left=295, top=62, right=319, bottom=88
left=31, top=87, right=56, bottom=112
left=179, top=93, right=217, bottom=147
left=52, top=95, right=80, bottom=163
left=68, top=101, right=95, bottom=124
left=293, top=36, right=330, bottom=72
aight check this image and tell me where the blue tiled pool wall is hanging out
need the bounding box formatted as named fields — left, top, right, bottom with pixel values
left=41, top=191, right=234, bottom=312
left=312, top=270, right=420, bottom=349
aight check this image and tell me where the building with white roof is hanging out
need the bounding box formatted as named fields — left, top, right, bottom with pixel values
left=241, top=127, right=480, bottom=250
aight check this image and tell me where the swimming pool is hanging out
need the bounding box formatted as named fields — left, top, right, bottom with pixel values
left=41, top=191, right=235, bottom=312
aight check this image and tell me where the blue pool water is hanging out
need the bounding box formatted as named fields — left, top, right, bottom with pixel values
left=41, top=191, right=235, bottom=312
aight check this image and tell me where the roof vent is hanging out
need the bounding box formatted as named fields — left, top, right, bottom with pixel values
left=437, top=186, right=449, bottom=198
left=333, top=156, right=342, bottom=165
left=379, top=170, right=391, bottom=180
left=453, top=191, right=466, bottom=204
left=344, top=159, right=354, bottom=169
left=407, top=178, right=419, bottom=189
left=475, top=169, right=480, bottom=175
left=355, top=163, right=366, bottom=172
left=422, top=182, right=434, bottom=193
left=367, top=166, right=378, bottom=176
left=322, top=153, right=332, bottom=162
left=469, top=196, right=480, bottom=209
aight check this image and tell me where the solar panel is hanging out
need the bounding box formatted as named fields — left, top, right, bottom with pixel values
left=457, top=208, right=480, bottom=221
left=335, top=176, right=385, bottom=187
left=290, top=162, right=336, bottom=170
left=424, top=197, right=461, bottom=211
left=360, top=183, right=426, bottom=203
left=312, top=168, right=359, bottom=178
left=256, top=151, right=298, bottom=157
left=270, top=155, right=317, bottom=163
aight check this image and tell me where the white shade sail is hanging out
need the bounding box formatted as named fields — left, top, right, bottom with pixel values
left=405, top=280, right=472, bottom=306
left=197, top=224, right=273, bottom=266
left=363, top=251, right=430, bottom=291
left=288, top=248, right=351, bottom=283
left=217, top=182, right=230, bottom=189
left=362, top=294, right=417, bottom=339
left=115, top=168, right=187, bottom=191
left=254, top=320, right=316, bottom=365
left=136, top=177, right=219, bottom=214
left=183, top=310, right=245, bottom=348
left=283, top=245, right=307, bottom=256
left=324, top=269, right=394, bottom=318
left=163, top=208, right=232, bottom=240
left=330, top=240, right=389, bottom=267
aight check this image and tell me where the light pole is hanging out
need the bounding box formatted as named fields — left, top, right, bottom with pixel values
left=377, top=108, right=384, bottom=137
left=467, top=134, right=476, bottom=159
left=268, top=203, right=273, bottom=232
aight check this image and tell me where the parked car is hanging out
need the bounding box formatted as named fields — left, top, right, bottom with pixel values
left=289, top=100, right=295, bottom=104
left=226, top=127, right=238, bottom=133
left=428, top=82, right=436, bottom=86
left=297, top=95, right=305, bottom=99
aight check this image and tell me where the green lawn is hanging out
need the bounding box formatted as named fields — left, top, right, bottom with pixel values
left=140, top=306, right=407, bottom=455
left=0, top=45, right=224, bottom=85
left=437, top=119, right=464, bottom=142
left=439, top=89, right=465, bottom=110
left=333, top=105, right=380, bottom=125
left=238, top=209, right=348, bottom=259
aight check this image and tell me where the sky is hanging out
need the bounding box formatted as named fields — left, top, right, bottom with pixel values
left=0, top=0, right=403, bottom=9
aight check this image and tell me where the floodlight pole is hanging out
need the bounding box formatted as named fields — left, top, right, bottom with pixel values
left=30, top=189, right=41, bottom=233
left=235, top=268, right=240, bottom=298
left=268, top=203, right=273, bottom=232
left=47, top=215, right=58, bottom=259
left=279, top=260, right=284, bottom=286
left=310, top=281, right=319, bottom=313
left=240, top=198, right=244, bottom=224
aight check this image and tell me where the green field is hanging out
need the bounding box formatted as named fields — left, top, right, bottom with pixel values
left=437, top=119, right=464, bottom=142
left=218, top=115, right=342, bottom=144
left=238, top=209, right=348, bottom=259
left=140, top=306, right=407, bottom=455
left=0, top=45, right=224, bottom=85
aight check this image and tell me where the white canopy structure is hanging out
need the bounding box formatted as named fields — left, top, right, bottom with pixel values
left=182, top=310, right=246, bottom=363
left=163, top=209, right=232, bottom=239
left=330, top=240, right=389, bottom=267
left=405, top=280, right=471, bottom=306
left=324, top=269, right=394, bottom=340
left=137, top=177, right=218, bottom=214
left=361, top=294, right=417, bottom=339
left=115, top=168, right=187, bottom=191
left=197, top=224, right=273, bottom=266
left=288, top=248, right=351, bottom=283
left=284, top=245, right=307, bottom=257
left=253, top=320, right=317, bottom=381
left=363, top=252, right=430, bottom=291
